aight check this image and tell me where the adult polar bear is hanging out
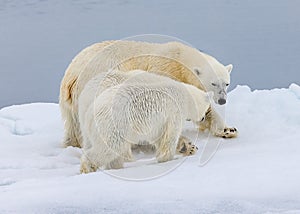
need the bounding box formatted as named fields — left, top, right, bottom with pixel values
left=79, top=70, right=211, bottom=172
left=59, top=40, right=237, bottom=149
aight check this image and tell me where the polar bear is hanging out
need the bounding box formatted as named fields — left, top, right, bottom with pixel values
left=79, top=70, right=211, bottom=173
left=77, top=69, right=198, bottom=157
left=59, top=40, right=237, bottom=150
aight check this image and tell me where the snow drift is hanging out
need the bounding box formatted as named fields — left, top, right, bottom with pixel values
left=0, top=84, right=300, bottom=213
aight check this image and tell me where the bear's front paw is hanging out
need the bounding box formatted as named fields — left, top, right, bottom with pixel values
left=218, top=127, right=238, bottom=138
left=176, top=136, right=198, bottom=156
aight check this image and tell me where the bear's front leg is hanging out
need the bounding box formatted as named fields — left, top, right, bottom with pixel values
left=203, top=107, right=238, bottom=138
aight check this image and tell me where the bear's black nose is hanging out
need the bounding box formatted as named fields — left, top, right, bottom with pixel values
left=218, top=98, right=226, bottom=105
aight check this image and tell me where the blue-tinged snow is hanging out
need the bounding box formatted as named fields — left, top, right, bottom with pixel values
left=0, top=84, right=300, bottom=213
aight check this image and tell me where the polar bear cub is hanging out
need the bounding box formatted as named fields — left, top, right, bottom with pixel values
left=79, top=70, right=211, bottom=173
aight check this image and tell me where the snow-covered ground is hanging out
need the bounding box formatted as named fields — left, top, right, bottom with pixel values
left=0, top=84, right=300, bottom=213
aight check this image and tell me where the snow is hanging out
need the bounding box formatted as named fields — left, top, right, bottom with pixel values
left=0, top=84, right=300, bottom=213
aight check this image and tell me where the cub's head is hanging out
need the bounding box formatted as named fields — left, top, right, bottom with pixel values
left=184, top=84, right=213, bottom=123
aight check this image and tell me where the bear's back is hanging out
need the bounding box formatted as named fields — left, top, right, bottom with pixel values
left=96, top=70, right=187, bottom=122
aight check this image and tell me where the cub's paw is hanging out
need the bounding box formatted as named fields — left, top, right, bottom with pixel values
left=176, top=136, right=198, bottom=156
left=219, top=127, right=238, bottom=138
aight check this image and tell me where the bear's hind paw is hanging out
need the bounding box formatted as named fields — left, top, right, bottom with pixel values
left=63, top=137, right=81, bottom=148
left=80, top=160, right=98, bottom=174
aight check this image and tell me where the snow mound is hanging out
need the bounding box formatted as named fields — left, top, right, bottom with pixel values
left=0, top=85, right=300, bottom=213
left=290, top=83, right=300, bottom=98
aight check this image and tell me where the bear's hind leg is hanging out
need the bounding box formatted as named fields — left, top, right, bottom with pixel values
left=123, top=142, right=135, bottom=162
left=80, top=150, right=98, bottom=173
left=61, top=105, right=82, bottom=148
left=81, top=138, right=130, bottom=172
left=103, top=147, right=127, bottom=169
left=155, top=123, right=180, bottom=163
left=105, top=157, right=124, bottom=169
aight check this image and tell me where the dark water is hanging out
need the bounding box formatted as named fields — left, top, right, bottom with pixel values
left=0, top=0, right=300, bottom=108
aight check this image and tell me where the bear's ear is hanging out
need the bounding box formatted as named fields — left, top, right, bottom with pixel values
left=225, top=64, right=233, bottom=74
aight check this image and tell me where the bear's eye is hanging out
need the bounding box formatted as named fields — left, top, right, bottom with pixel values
left=226, top=83, right=229, bottom=87
left=211, top=83, right=217, bottom=86
left=194, top=68, right=201, bottom=76
left=200, top=117, right=205, bottom=122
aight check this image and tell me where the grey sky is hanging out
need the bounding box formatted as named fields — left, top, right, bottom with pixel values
left=0, top=0, right=299, bottom=108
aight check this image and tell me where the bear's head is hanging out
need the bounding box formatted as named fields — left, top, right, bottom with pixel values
left=193, top=58, right=232, bottom=105
left=184, top=84, right=212, bottom=123
left=172, top=42, right=233, bottom=105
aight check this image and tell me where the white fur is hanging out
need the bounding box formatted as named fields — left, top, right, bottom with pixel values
left=79, top=70, right=210, bottom=172
left=77, top=41, right=232, bottom=104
